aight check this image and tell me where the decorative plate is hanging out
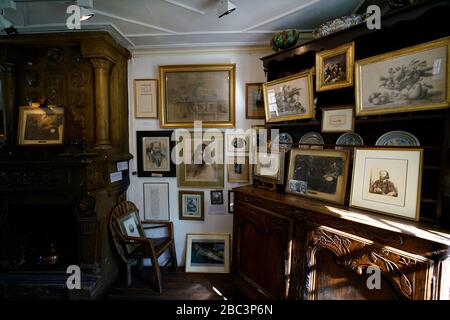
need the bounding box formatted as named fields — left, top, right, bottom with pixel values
left=335, top=132, right=364, bottom=149
left=299, top=132, right=324, bottom=149
left=375, top=131, right=420, bottom=146
left=272, top=132, right=293, bottom=153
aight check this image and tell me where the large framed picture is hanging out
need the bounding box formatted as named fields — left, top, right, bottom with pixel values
left=286, top=148, right=350, bottom=204
left=159, top=64, right=235, bottom=128
left=143, top=183, right=170, bottom=221
left=350, top=148, right=423, bottom=221
left=253, top=151, right=285, bottom=185
left=316, top=42, right=354, bottom=92
left=134, top=79, right=158, bottom=118
left=246, top=83, right=265, bottom=119
left=185, top=233, right=231, bottom=273
left=136, top=131, right=176, bottom=177
left=355, top=37, right=450, bottom=116
left=18, top=106, right=65, bottom=145
left=321, top=106, right=354, bottom=133
left=179, top=191, right=204, bottom=221
left=227, top=156, right=250, bottom=183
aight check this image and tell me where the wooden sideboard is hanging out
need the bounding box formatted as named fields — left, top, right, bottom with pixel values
left=232, top=186, right=450, bottom=300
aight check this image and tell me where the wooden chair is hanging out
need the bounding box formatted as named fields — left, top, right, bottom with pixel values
left=109, top=201, right=177, bottom=293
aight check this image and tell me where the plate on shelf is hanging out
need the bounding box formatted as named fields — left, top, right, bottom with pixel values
left=272, top=132, right=293, bottom=153
left=299, top=132, right=324, bottom=149
left=375, top=131, right=420, bottom=146
left=335, top=133, right=364, bottom=150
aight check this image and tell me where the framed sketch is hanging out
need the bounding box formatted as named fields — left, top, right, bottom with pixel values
left=246, top=83, right=265, bottom=119
left=263, top=70, right=314, bottom=123
left=143, top=183, right=170, bottom=221
left=228, top=191, right=235, bottom=214
left=118, top=211, right=145, bottom=253
left=316, top=42, right=354, bottom=91
left=185, top=233, right=231, bottom=273
left=286, top=148, right=350, bottom=204
left=159, top=64, right=235, bottom=128
left=350, top=148, right=423, bottom=221
left=253, top=151, right=285, bottom=185
left=355, top=37, right=450, bottom=116
left=227, top=156, right=250, bottom=183
left=18, top=106, right=64, bottom=145
left=134, top=79, right=158, bottom=118
left=321, top=106, right=354, bottom=133
left=136, top=131, right=176, bottom=177
left=226, top=133, right=249, bottom=153
left=179, top=191, right=204, bottom=221
left=210, top=190, right=224, bottom=205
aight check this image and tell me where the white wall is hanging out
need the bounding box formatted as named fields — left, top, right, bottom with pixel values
left=127, top=47, right=271, bottom=266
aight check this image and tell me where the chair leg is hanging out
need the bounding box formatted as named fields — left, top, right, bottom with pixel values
left=126, top=263, right=132, bottom=287
left=138, top=258, right=144, bottom=271
left=170, top=243, right=178, bottom=272
left=151, top=257, right=163, bottom=293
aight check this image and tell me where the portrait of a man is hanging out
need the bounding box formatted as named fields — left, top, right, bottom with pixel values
left=143, top=137, right=169, bottom=172
left=369, top=170, right=398, bottom=197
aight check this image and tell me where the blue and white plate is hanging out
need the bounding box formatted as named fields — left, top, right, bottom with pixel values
left=335, top=133, right=364, bottom=149
left=272, top=132, right=293, bottom=153
left=375, top=131, right=420, bottom=147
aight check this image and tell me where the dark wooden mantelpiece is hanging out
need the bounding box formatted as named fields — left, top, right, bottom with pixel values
left=233, top=186, right=450, bottom=300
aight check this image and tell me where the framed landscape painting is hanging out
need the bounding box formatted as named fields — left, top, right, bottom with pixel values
left=185, top=233, right=230, bottom=273
left=136, top=131, right=176, bottom=177
left=355, top=37, right=450, bottom=116
left=159, top=64, right=235, bottom=128
left=246, top=83, right=265, bottom=119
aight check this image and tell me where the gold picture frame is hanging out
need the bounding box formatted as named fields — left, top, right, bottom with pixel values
left=316, top=42, right=354, bottom=92
left=159, top=64, right=236, bottom=128
left=185, top=233, right=231, bottom=273
left=134, top=79, right=158, bottom=119
left=321, top=106, right=355, bottom=133
left=355, top=37, right=450, bottom=116
left=227, top=156, right=250, bottom=183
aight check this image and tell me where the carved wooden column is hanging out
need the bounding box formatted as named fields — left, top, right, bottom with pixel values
left=0, top=63, right=16, bottom=143
left=90, top=58, right=113, bottom=149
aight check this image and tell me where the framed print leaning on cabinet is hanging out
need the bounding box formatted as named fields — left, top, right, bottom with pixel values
left=321, top=106, right=354, bottom=133
left=134, top=79, right=158, bottom=118
left=143, top=182, right=170, bottom=221
left=350, top=148, right=423, bottom=221
left=185, top=233, right=230, bottom=273
left=136, top=131, right=176, bottom=177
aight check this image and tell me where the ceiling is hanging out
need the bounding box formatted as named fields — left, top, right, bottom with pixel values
left=1, top=0, right=365, bottom=50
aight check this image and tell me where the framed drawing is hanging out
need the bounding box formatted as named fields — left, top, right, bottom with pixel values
left=134, top=79, right=158, bottom=118
left=355, top=37, right=450, bottom=116
left=136, top=131, right=176, bottom=177
left=18, top=106, right=64, bottom=145
left=118, top=211, right=145, bottom=253
left=143, top=183, right=170, bottom=221
left=228, top=191, right=234, bottom=214
left=263, top=70, right=314, bottom=123
left=210, top=190, right=224, bottom=205
left=253, top=151, right=285, bottom=185
left=226, top=133, right=249, bottom=153
left=179, top=191, right=204, bottom=221
left=321, top=106, right=354, bottom=133
left=246, top=83, right=265, bottom=119
left=185, top=233, right=231, bottom=273
left=350, top=148, right=423, bottom=221
left=159, top=64, right=235, bottom=128
left=316, top=42, right=354, bottom=91
left=227, top=156, right=250, bottom=183
left=286, top=148, right=350, bottom=204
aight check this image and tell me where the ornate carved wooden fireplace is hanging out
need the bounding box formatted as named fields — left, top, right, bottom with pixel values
left=0, top=32, right=131, bottom=299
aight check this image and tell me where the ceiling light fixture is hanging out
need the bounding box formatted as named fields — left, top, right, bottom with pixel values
left=217, top=0, right=236, bottom=18
left=77, top=0, right=94, bottom=21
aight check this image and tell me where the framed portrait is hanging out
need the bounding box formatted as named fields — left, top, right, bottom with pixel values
left=316, top=42, right=354, bottom=91
left=179, top=191, right=204, bottom=221
left=18, top=106, right=64, bottom=145
left=210, top=190, right=224, bottom=205
left=263, top=70, right=314, bottom=123
left=177, top=131, right=224, bottom=188
left=134, top=79, right=158, bottom=118
left=355, top=37, right=450, bottom=116
left=143, top=183, right=170, bottom=221
left=118, top=211, right=145, bottom=253
left=227, top=156, right=250, bottom=183
left=159, top=64, right=235, bottom=128
left=253, top=151, right=285, bottom=185
left=321, top=106, right=354, bottom=133
left=350, top=148, right=423, bottom=221
left=228, top=191, right=234, bottom=214
left=185, top=233, right=231, bottom=273
left=246, top=83, right=265, bottom=119
left=136, top=131, right=176, bottom=177
left=286, top=148, right=350, bottom=204
left=226, top=133, right=249, bottom=153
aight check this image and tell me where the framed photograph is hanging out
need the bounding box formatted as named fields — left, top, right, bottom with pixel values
left=159, top=64, right=235, bottom=128
left=226, top=133, right=249, bottom=153
left=227, top=156, right=250, bottom=183
left=350, top=148, right=423, bottom=221
left=118, top=211, right=145, bottom=253
left=316, top=42, right=354, bottom=91
left=253, top=151, right=285, bottom=185
left=246, top=83, right=265, bottom=119
left=321, top=106, right=354, bottom=133
left=228, top=191, right=235, bottom=214
left=136, top=131, right=176, bottom=177
left=179, top=191, right=204, bottom=221
left=18, top=106, right=64, bottom=145
left=210, top=190, right=224, bottom=205
left=263, top=70, right=314, bottom=123
left=143, top=183, right=170, bottom=221
left=134, top=79, right=158, bottom=118
left=355, top=37, right=450, bottom=116
left=185, top=233, right=231, bottom=273
left=286, top=148, right=350, bottom=204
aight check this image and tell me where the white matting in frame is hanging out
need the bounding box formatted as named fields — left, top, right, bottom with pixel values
left=143, top=182, right=170, bottom=221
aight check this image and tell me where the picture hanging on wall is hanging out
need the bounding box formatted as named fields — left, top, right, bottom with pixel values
left=179, top=191, right=204, bottom=221
left=134, top=79, right=158, bottom=118
left=136, top=131, right=176, bottom=177
left=246, top=83, right=265, bottom=119
left=143, top=182, right=170, bottom=221
left=18, top=106, right=65, bottom=145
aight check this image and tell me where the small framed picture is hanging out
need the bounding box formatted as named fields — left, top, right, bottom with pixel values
left=321, top=106, right=354, bottom=133
left=185, top=233, right=231, bottom=273
left=228, top=191, right=235, bottom=214
left=18, top=106, right=65, bottom=145
left=227, top=156, right=250, bottom=183
left=136, top=131, right=176, bottom=177
left=350, top=148, right=423, bottom=221
left=316, top=42, right=354, bottom=92
left=226, top=133, right=249, bottom=153
left=210, top=190, right=224, bottom=205
left=179, top=191, right=204, bottom=221
left=118, top=211, right=145, bottom=253
left=134, top=79, right=158, bottom=118
left=246, top=83, right=265, bottom=119
left=143, top=183, right=170, bottom=221
left=253, top=151, right=285, bottom=185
